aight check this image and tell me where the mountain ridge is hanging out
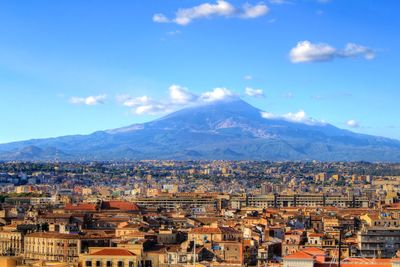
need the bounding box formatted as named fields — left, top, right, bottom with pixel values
left=1, top=98, right=400, bottom=162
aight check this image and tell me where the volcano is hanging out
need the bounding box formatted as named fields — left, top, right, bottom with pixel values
left=1, top=98, right=400, bottom=161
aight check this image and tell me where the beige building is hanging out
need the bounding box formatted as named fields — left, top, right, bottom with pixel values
left=24, top=232, right=81, bottom=263
left=23, top=231, right=113, bottom=264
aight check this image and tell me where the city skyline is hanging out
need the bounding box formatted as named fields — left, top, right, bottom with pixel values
left=1, top=0, right=399, bottom=143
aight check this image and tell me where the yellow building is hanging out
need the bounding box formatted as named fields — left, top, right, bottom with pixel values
left=0, top=228, right=23, bottom=256
left=188, top=224, right=241, bottom=245
left=79, top=247, right=139, bottom=267
left=361, top=213, right=400, bottom=227
left=0, top=256, right=22, bottom=267
left=322, top=217, right=339, bottom=232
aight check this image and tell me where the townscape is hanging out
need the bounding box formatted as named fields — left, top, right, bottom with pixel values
left=1, top=1, right=399, bottom=267
left=1, top=161, right=400, bottom=267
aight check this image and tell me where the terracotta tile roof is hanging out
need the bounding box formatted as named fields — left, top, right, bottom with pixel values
left=190, top=226, right=240, bottom=234
left=65, top=203, right=97, bottom=211
left=26, top=231, right=114, bottom=240
left=287, top=248, right=396, bottom=267
left=194, top=217, right=220, bottom=225
left=342, top=258, right=392, bottom=264
left=101, top=201, right=140, bottom=211
left=284, top=247, right=325, bottom=261
left=26, top=232, right=81, bottom=239
left=302, top=247, right=325, bottom=255
left=284, top=250, right=315, bottom=260
left=315, top=258, right=393, bottom=267
left=90, top=248, right=136, bottom=256
left=40, top=214, right=73, bottom=219
left=309, top=233, right=324, bottom=237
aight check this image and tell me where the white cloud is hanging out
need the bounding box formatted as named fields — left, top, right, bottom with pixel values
left=290, top=40, right=376, bottom=63
left=135, top=104, right=169, bottom=115
left=169, top=84, right=197, bottom=104
left=338, top=43, right=375, bottom=60
left=241, top=3, right=269, bottom=18
left=70, top=94, right=106, bottom=105
left=290, top=41, right=336, bottom=63
left=201, top=87, right=234, bottom=102
left=153, top=13, right=170, bottom=23
left=176, top=0, right=235, bottom=25
left=117, top=85, right=237, bottom=115
left=346, top=119, right=360, bottom=128
left=244, top=74, right=253, bottom=80
left=245, top=87, right=264, bottom=97
left=282, top=110, right=308, bottom=123
left=153, top=0, right=268, bottom=26
left=118, top=95, right=151, bottom=107
left=261, top=110, right=325, bottom=125
left=116, top=95, right=170, bottom=115
left=260, top=111, right=276, bottom=119
left=115, top=94, right=132, bottom=104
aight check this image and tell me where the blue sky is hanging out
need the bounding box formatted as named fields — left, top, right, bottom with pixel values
left=0, top=0, right=399, bottom=143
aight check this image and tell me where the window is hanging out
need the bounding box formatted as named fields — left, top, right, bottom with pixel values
left=128, top=262, right=134, bottom=267
left=96, top=261, right=101, bottom=267
left=85, top=261, right=92, bottom=267
left=118, top=261, right=124, bottom=267
left=106, top=261, right=112, bottom=267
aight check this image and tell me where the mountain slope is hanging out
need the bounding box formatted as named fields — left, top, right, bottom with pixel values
left=1, top=98, right=400, bottom=161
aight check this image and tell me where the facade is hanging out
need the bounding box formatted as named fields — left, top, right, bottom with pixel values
left=358, top=227, right=400, bottom=258
left=282, top=230, right=306, bottom=257
left=80, top=248, right=139, bottom=267
left=24, top=232, right=81, bottom=263
left=134, top=193, right=224, bottom=210
left=23, top=231, right=113, bottom=264
left=0, top=230, right=23, bottom=256
left=238, top=194, right=370, bottom=209
left=188, top=225, right=241, bottom=245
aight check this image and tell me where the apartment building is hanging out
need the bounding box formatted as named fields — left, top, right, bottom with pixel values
left=240, top=194, right=370, bottom=208
left=24, top=231, right=113, bottom=264
left=134, top=193, right=224, bottom=210
left=0, top=230, right=23, bottom=256
left=24, top=232, right=81, bottom=263
left=358, top=227, right=400, bottom=258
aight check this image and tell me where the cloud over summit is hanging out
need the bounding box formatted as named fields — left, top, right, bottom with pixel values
left=117, top=85, right=238, bottom=115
